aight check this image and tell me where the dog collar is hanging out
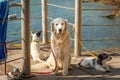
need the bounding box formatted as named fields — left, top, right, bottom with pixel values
left=32, top=40, right=40, bottom=43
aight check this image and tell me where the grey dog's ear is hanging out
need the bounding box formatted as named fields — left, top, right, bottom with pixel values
left=36, top=31, right=42, bottom=37
left=51, top=21, right=54, bottom=31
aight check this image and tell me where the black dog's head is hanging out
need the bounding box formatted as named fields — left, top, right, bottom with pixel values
left=31, top=31, right=42, bottom=41
left=97, top=53, right=112, bottom=65
left=36, top=31, right=42, bottom=37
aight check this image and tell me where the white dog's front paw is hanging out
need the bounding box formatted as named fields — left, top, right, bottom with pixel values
left=40, top=55, right=46, bottom=60
left=106, top=68, right=110, bottom=72
left=35, top=58, right=44, bottom=63
left=50, top=67, right=54, bottom=70
left=47, top=64, right=55, bottom=70
left=99, top=68, right=107, bottom=72
left=105, top=66, right=110, bottom=72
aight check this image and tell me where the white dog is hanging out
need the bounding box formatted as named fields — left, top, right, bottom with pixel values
left=31, top=31, right=45, bottom=62
left=77, top=53, right=112, bottom=72
left=46, top=18, right=71, bottom=76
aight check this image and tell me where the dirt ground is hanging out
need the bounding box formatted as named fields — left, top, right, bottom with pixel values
left=0, top=46, right=120, bottom=80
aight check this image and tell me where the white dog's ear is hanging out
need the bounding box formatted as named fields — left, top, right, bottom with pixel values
left=65, top=20, right=68, bottom=31
left=51, top=21, right=54, bottom=31
left=31, top=31, right=34, bottom=36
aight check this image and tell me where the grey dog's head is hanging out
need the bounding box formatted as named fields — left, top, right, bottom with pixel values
left=97, top=53, right=112, bottom=65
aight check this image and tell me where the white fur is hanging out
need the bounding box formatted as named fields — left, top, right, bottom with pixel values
left=78, top=54, right=112, bottom=72
left=30, top=32, right=45, bottom=62
left=47, top=18, right=71, bottom=76
left=31, top=18, right=71, bottom=75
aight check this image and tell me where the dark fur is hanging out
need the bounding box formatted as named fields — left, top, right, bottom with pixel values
left=97, top=53, right=112, bottom=65
left=36, top=31, right=42, bottom=37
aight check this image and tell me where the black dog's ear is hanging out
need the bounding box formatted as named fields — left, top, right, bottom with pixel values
left=97, top=59, right=102, bottom=65
left=36, top=31, right=42, bottom=37
left=98, top=53, right=108, bottom=60
left=97, top=53, right=104, bottom=65
left=97, top=53, right=104, bottom=60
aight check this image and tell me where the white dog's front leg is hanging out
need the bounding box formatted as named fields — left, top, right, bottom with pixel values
left=100, top=68, right=106, bottom=72
left=95, top=65, right=106, bottom=72
left=104, top=65, right=110, bottom=72
left=62, top=55, right=69, bottom=76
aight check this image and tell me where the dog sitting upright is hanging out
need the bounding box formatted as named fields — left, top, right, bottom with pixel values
left=77, top=53, right=112, bottom=72
left=31, top=31, right=45, bottom=62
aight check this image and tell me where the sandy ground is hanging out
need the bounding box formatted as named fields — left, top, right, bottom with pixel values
left=0, top=46, right=120, bottom=80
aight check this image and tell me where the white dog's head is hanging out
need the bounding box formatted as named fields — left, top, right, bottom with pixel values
left=97, top=53, right=112, bottom=65
left=51, top=18, right=68, bottom=34
left=31, top=31, right=42, bottom=42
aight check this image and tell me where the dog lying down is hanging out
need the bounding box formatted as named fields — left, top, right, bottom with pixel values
left=31, top=31, right=45, bottom=62
left=77, top=53, right=112, bottom=72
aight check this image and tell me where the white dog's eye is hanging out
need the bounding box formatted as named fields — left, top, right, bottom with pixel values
left=56, top=23, right=58, bottom=26
left=61, top=23, right=64, bottom=25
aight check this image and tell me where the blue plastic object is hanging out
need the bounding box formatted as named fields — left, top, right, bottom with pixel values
left=0, top=0, right=9, bottom=62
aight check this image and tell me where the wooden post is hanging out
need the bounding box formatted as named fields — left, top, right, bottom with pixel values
left=74, top=0, right=82, bottom=56
left=21, top=0, right=31, bottom=75
left=42, top=0, right=48, bottom=44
